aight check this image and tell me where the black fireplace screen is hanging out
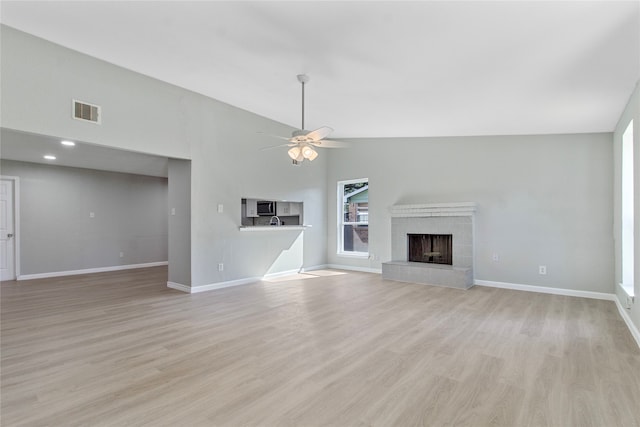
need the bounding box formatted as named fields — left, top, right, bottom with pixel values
left=407, top=234, right=452, bottom=265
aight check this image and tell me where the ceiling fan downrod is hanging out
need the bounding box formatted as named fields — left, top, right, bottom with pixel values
left=297, top=74, right=309, bottom=130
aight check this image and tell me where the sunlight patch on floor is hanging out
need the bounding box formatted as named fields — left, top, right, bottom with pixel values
left=262, top=269, right=348, bottom=283
left=305, top=269, right=348, bottom=277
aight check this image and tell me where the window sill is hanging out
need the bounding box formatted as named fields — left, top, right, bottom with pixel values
left=619, top=282, right=635, bottom=297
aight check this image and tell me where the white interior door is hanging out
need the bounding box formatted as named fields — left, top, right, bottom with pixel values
left=0, top=179, right=16, bottom=281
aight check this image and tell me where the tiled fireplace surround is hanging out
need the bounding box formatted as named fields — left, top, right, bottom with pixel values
left=381, top=203, right=476, bottom=289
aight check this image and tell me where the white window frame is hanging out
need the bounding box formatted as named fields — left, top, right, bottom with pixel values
left=337, top=178, right=369, bottom=257
left=621, top=120, right=634, bottom=294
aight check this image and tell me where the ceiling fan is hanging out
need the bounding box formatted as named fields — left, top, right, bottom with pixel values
left=261, top=74, right=348, bottom=164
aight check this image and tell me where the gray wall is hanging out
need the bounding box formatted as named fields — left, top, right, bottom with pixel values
left=168, top=159, right=191, bottom=286
left=614, top=80, right=640, bottom=332
left=0, top=25, right=328, bottom=288
left=1, top=25, right=631, bottom=301
left=0, top=159, right=168, bottom=275
left=326, top=133, right=614, bottom=293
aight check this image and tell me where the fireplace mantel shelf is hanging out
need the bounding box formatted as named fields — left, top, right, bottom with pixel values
left=390, top=202, right=476, bottom=218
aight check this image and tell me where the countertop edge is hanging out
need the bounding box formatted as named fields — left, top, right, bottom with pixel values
left=239, top=225, right=311, bottom=232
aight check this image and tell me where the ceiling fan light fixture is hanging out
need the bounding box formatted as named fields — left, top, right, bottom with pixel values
left=288, top=146, right=301, bottom=160
left=307, top=150, right=319, bottom=161
left=302, top=145, right=318, bottom=161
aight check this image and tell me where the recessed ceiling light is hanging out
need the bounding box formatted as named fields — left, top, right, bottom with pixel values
left=61, top=140, right=75, bottom=146
left=43, top=155, right=56, bottom=160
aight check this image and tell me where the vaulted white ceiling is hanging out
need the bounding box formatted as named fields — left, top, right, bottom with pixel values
left=1, top=1, right=639, bottom=138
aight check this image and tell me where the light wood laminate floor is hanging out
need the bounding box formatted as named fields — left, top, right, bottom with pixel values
left=2, top=267, right=639, bottom=426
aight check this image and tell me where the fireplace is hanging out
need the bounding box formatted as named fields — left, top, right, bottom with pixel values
left=382, top=202, right=476, bottom=289
left=408, top=234, right=452, bottom=265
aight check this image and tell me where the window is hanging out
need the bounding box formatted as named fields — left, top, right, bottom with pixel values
left=338, top=178, right=369, bottom=256
left=622, top=120, right=634, bottom=290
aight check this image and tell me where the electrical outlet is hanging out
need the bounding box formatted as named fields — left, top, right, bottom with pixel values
left=539, top=265, right=547, bottom=275
left=218, top=263, right=224, bottom=272
left=626, top=295, right=635, bottom=309
left=171, top=207, right=176, bottom=216
left=217, top=204, right=224, bottom=213
left=119, top=252, right=124, bottom=258
left=492, top=253, right=499, bottom=262
left=89, top=212, right=95, bottom=218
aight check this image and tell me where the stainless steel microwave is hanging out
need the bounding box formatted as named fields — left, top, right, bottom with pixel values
left=257, top=200, right=276, bottom=216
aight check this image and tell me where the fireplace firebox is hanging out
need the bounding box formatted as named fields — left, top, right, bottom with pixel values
left=407, top=234, right=453, bottom=265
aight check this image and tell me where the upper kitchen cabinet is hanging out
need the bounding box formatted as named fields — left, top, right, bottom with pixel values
left=276, top=202, right=302, bottom=216
left=246, top=198, right=258, bottom=217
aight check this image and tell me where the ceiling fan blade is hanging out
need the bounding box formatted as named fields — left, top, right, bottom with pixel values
left=305, top=126, right=333, bottom=141
left=260, top=143, right=296, bottom=151
left=257, top=131, right=291, bottom=141
left=310, top=139, right=350, bottom=148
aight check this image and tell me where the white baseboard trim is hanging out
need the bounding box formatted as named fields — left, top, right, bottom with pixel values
left=167, top=281, right=191, bottom=293
left=474, top=279, right=616, bottom=301
left=17, top=261, right=169, bottom=281
left=169, top=264, right=382, bottom=294
left=190, top=276, right=261, bottom=294
left=300, top=264, right=330, bottom=272
left=613, top=297, right=640, bottom=349
left=262, top=269, right=301, bottom=279
left=171, top=267, right=340, bottom=294
left=327, top=264, right=382, bottom=274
